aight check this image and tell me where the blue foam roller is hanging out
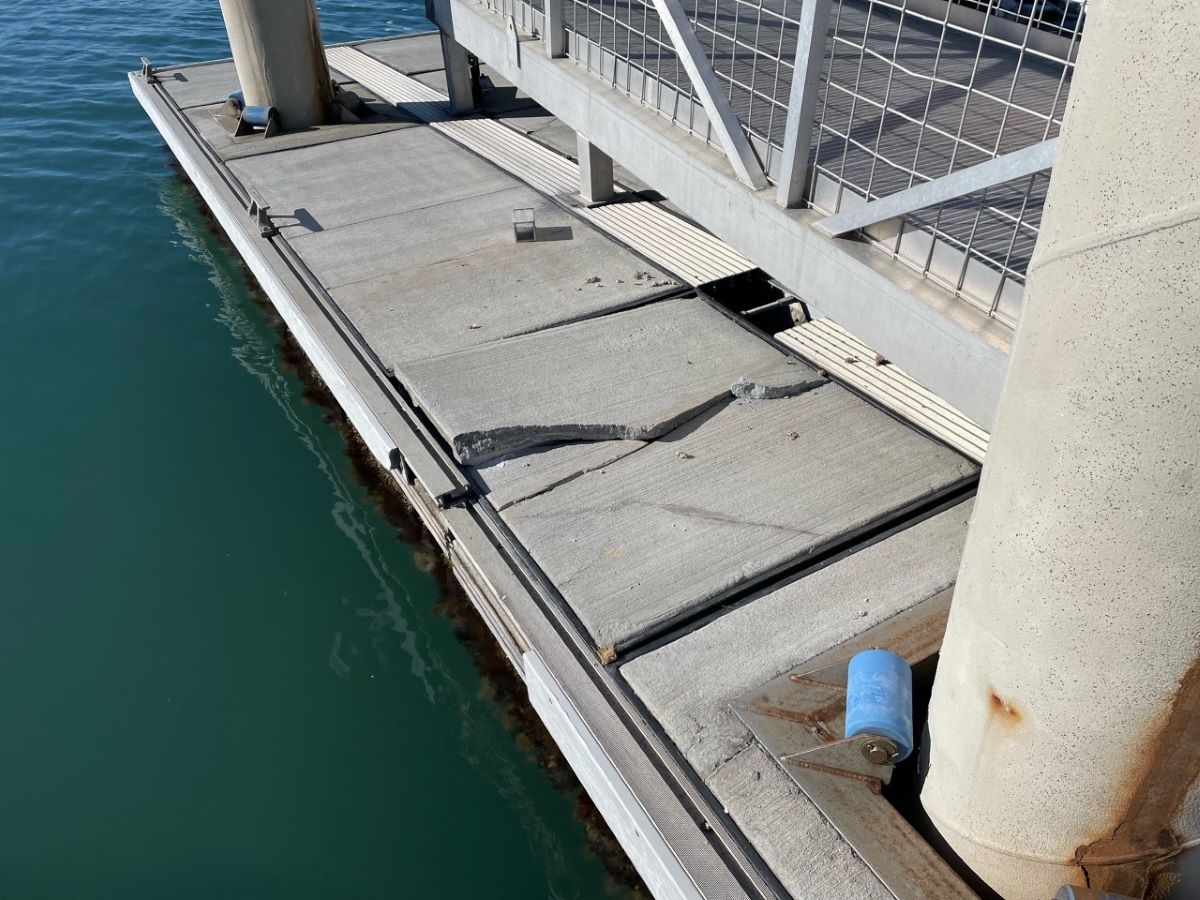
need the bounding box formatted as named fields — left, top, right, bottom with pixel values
left=241, top=104, right=273, bottom=127
left=844, top=649, right=913, bottom=762
left=226, top=89, right=244, bottom=109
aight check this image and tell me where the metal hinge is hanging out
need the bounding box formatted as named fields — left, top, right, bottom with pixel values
left=247, top=190, right=278, bottom=238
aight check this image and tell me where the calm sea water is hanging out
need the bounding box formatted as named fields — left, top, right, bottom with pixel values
left=0, top=3, right=635, bottom=897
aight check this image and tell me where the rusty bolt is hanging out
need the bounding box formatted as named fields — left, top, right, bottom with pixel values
left=861, top=737, right=899, bottom=766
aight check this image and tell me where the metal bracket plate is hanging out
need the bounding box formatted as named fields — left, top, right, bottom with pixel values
left=734, top=657, right=896, bottom=794
left=731, top=588, right=977, bottom=899
left=247, top=190, right=279, bottom=238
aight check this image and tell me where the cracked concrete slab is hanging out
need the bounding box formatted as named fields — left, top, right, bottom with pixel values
left=732, top=368, right=824, bottom=399
left=501, top=387, right=977, bottom=650
left=402, top=297, right=823, bottom=464
left=707, top=744, right=895, bottom=900
left=618, top=502, right=971, bottom=899
left=620, top=500, right=972, bottom=776
left=473, top=440, right=645, bottom=511
left=225, top=125, right=678, bottom=366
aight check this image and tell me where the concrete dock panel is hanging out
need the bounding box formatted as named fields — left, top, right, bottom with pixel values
left=620, top=500, right=972, bottom=774
left=473, top=440, right=646, bottom=511
left=403, top=297, right=824, bottom=463
left=157, top=61, right=239, bottom=110
left=288, top=183, right=538, bottom=287
left=227, top=127, right=517, bottom=235
left=503, top=389, right=976, bottom=649
left=619, top=502, right=971, bottom=897
left=224, top=124, right=676, bottom=368
left=708, top=744, right=894, bottom=900
left=324, top=196, right=677, bottom=366
left=358, top=31, right=450, bottom=75
left=182, top=91, right=419, bottom=162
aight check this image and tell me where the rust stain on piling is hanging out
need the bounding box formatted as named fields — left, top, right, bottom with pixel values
left=1073, top=653, right=1200, bottom=897
left=986, top=689, right=1023, bottom=728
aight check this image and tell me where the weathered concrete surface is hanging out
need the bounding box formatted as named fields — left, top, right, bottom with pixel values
left=622, top=500, right=971, bottom=773
left=158, top=61, right=240, bottom=110
left=430, top=0, right=1014, bottom=427
left=404, top=297, right=823, bottom=463
left=227, top=127, right=514, bottom=235
left=620, top=501, right=971, bottom=898
left=321, top=189, right=674, bottom=365
left=708, top=745, right=893, bottom=900
left=359, top=30, right=457, bottom=75
left=922, top=3, right=1200, bottom=898
left=227, top=126, right=675, bottom=366
left=184, top=86, right=417, bottom=162
left=473, top=440, right=645, bottom=511
left=504, top=387, right=977, bottom=650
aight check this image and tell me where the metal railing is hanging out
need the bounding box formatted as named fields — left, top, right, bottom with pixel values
left=548, top=0, right=1084, bottom=325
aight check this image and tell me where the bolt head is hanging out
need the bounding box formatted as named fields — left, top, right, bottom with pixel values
left=861, top=738, right=899, bottom=765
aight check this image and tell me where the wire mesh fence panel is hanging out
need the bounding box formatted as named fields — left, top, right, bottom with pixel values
left=566, top=0, right=714, bottom=139
left=552, top=0, right=1083, bottom=322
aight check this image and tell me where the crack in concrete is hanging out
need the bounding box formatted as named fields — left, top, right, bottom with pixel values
left=452, top=395, right=728, bottom=465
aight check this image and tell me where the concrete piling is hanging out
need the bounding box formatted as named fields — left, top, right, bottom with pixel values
left=218, top=0, right=333, bottom=130
left=439, top=33, right=477, bottom=114
left=577, top=136, right=615, bottom=204
left=921, top=2, right=1200, bottom=897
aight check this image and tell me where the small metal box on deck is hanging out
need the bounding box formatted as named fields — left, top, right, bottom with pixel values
left=512, top=208, right=536, bottom=242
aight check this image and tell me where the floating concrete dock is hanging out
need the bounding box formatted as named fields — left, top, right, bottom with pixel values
left=132, top=32, right=986, bottom=899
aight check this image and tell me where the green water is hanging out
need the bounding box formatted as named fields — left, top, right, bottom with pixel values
left=0, top=3, right=634, bottom=897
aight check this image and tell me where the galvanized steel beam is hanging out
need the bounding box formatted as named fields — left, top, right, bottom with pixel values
left=776, top=0, right=832, bottom=208
left=646, top=0, right=769, bottom=189
left=813, top=138, right=1059, bottom=237
left=543, top=0, right=566, bottom=57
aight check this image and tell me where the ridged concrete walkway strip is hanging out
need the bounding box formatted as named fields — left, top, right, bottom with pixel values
left=325, top=45, right=756, bottom=286
left=776, top=319, right=990, bottom=462
left=578, top=202, right=747, bottom=286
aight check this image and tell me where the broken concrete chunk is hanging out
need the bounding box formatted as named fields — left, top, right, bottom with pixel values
left=732, top=366, right=825, bottom=400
